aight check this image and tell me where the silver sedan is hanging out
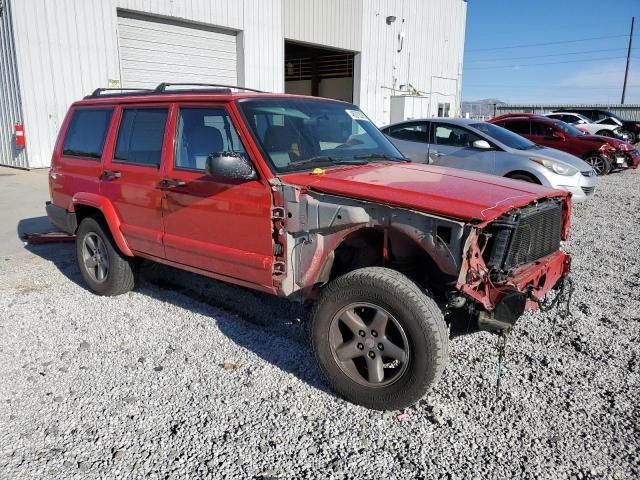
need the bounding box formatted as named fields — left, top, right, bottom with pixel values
left=381, top=118, right=597, bottom=202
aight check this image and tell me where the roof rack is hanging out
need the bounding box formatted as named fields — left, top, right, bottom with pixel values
left=84, top=83, right=265, bottom=99
left=154, top=82, right=264, bottom=93
left=84, top=87, right=155, bottom=99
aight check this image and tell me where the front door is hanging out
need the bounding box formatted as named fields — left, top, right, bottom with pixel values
left=428, top=123, right=496, bottom=174
left=161, top=104, right=275, bottom=287
left=100, top=104, right=170, bottom=258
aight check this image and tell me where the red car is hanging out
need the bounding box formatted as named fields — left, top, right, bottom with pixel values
left=490, top=114, right=640, bottom=175
left=46, top=84, right=572, bottom=410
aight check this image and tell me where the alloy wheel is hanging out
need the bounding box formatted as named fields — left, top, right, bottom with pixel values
left=82, top=232, right=110, bottom=283
left=329, top=302, right=410, bottom=387
left=585, top=155, right=608, bottom=176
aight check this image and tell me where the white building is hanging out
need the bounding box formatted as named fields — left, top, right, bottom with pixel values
left=0, top=0, right=467, bottom=169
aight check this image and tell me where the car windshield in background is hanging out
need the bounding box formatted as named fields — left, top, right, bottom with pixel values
left=470, top=122, right=537, bottom=150
left=237, top=98, right=405, bottom=173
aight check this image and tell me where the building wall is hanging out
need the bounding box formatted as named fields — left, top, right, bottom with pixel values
left=0, top=0, right=27, bottom=168
left=8, top=0, right=283, bottom=168
left=283, top=0, right=363, bottom=52
left=9, top=0, right=120, bottom=168
left=357, top=0, right=467, bottom=126
left=5, top=0, right=466, bottom=167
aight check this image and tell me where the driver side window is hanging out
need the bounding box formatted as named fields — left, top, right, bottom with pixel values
left=432, top=124, right=480, bottom=147
left=175, top=107, right=247, bottom=172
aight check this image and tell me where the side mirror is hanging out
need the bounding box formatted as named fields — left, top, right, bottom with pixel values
left=472, top=139, right=492, bottom=150
left=206, top=152, right=257, bottom=180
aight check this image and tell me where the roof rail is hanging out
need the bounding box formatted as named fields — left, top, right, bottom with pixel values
left=155, top=82, right=264, bottom=93
left=85, top=87, right=155, bottom=99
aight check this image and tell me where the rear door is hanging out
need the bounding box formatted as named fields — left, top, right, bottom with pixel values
left=100, top=104, right=170, bottom=258
left=161, top=103, right=275, bottom=287
left=51, top=107, right=115, bottom=209
left=429, top=123, right=496, bottom=173
left=383, top=122, right=429, bottom=162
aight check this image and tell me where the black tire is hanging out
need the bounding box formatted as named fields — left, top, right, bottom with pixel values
left=583, top=153, right=611, bottom=176
left=76, top=216, right=136, bottom=296
left=620, top=130, right=637, bottom=145
left=311, top=267, right=448, bottom=410
left=506, top=172, right=540, bottom=184
left=596, top=130, right=613, bottom=137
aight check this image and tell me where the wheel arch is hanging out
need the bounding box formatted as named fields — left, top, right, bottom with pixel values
left=69, top=193, right=133, bottom=257
left=313, top=225, right=458, bottom=296
left=504, top=170, right=542, bottom=184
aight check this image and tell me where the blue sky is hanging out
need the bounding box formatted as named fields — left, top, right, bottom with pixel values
left=462, top=0, right=639, bottom=103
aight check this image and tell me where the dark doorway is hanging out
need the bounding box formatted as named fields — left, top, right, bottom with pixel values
left=284, top=41, right=354, bottom=102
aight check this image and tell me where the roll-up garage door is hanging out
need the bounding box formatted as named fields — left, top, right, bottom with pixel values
left=117, top=11, right=238, bottom=89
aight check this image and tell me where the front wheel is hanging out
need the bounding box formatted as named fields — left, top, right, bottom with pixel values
left=583, top=154, right=611, bottom=176
left=311, top=267, right=448, bottom=410
left=76, top=216, right=136, bottom=296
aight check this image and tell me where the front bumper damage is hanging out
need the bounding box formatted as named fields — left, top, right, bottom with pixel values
left=457, top=229, right=571, bottom=333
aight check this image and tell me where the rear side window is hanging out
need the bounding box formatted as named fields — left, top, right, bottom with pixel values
left=531, top=121, right=555, bottom=137
left=114, top=108, right=168, bottom=167
left=63, top=108, right=113, bottom=159
left=385, top=122, right=429, bottom=143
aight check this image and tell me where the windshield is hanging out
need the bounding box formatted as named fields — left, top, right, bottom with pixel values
left=236, top=98, right=405, bottom=172
left=470, top=122, right=537, bottom=150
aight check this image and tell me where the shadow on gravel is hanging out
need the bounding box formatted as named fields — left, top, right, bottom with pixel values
left=25, top=241, right=333, bottom=397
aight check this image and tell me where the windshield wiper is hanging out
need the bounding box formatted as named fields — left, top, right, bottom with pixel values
left=280, top=156, right=368, bottom=171
left=353, top=153, right=409, bottom=162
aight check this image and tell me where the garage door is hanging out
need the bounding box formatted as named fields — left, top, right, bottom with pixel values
left=117, top=11, right=238, bottom=89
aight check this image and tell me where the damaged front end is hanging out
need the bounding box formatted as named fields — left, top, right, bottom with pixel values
left=455, top=196, right=572, bottom=333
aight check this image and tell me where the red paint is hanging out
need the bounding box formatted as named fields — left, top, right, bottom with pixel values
left=48, top=91, right=572, bottom=305
left=283, top=162, right=568, bottom=223
left=15, top=122, right=25, bottom=148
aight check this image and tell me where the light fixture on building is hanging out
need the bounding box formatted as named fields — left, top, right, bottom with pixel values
left=386, top=15, right=396, bottom=25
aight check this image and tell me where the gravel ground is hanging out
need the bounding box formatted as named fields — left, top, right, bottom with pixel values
left=1, top=170, right=639, bottom=479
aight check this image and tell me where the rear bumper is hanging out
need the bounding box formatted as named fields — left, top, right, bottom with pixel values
left=45, top=202, right=77, bottom=234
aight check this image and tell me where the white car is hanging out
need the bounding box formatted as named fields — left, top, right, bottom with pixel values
left=544, top=112, right=624, bottom=139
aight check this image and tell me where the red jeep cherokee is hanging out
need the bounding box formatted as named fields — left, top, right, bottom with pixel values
left=46, top=84, right=572, bottom=410
left=490, top=113, right=640, bottom=175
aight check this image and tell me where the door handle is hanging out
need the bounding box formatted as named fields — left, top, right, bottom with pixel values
left=159, top=178, right=186, bottom=189
left=101, top=170, right=121, bottom=180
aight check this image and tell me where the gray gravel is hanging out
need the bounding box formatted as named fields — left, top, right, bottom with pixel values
left=1, top=170, right=639, bottom=479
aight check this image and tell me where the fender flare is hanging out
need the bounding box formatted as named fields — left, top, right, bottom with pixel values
left=69, top=193, right=134, bottom=257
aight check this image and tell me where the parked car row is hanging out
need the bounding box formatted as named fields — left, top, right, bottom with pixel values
left=383, top=112, right=639, bottom=202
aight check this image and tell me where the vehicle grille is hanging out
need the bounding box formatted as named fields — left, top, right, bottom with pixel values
left=484, top=200, right=562, bottom=275
left=581, top=186, right=595, bottom=195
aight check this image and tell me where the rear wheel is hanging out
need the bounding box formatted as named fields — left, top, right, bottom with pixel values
left=311, top=267, right=448, bottom=410
left=620, top=130, right=637, bottom=144
left=76, top=216, right=136, bottom=296
left=583, top=154, right=611, bottom=176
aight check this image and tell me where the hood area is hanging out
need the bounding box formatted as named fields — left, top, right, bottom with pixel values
left=535, top=147, right=593, bottom=170
left=281, top=162, right=568, bottom=223
left=577, top=134, right=625, bottom=148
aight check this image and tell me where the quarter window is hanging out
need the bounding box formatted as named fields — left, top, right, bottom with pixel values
left=174, top=107, right=247, bottom=171
left=114, top=108, right=168, bottom=167
left=63, top=108, right=113, bottom=159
